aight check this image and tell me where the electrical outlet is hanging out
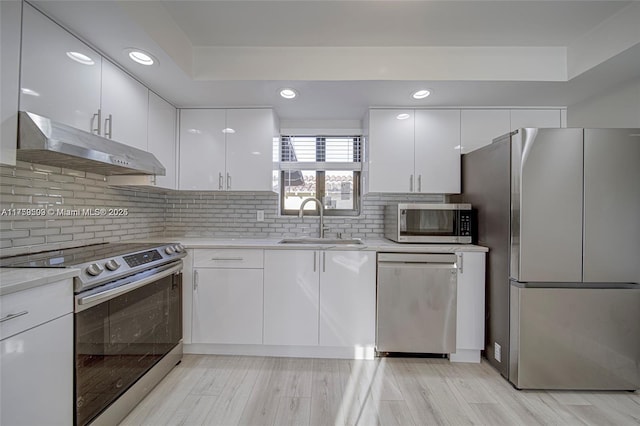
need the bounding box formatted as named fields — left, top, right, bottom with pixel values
left=256, top=210, right=264, bottom=222
left=494, top=342, right=502, bottom=362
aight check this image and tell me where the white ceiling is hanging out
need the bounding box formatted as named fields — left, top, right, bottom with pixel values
left=161, top=0, right=627, bottom=47
left=31, top=0, right=640, bottom=121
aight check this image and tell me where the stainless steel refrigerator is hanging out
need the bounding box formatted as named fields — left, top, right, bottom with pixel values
left=461, top=128, right=640, bottom=390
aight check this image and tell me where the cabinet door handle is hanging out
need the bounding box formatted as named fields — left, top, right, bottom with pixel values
left=104, top=114, right=113, bottom=139
left=313, top=252, right=317, bottom=272
left=322, top=252, right=326, bottom=272
left=218, top=172, right=224, bottom=190
left=410, top=175, right=414, bottom=192
left=418, top=175, right=422, bottom=192
left=92, top=109, right=102, bottom=135
left=227, top=173, right=231, bottom=190
left=457, top=253, right=464, bottom=274
left=0, top=311, right=28, bottom=323
left=194, top=270, right=199, bottom=291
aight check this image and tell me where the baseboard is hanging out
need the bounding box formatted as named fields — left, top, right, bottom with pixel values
left=450, top=349, right=481, bottom=363
left=184, top=343, right=376, bottom=360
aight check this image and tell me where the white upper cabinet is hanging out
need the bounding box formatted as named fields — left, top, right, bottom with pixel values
left=368, top=109, right=461, bottom=194
left=147, top=92, right=177, bottom=189
left=20, top=3, right=102, bottom=133
left=0, top=0, right=21, bottom=166
left=414, top=109, right=461, bottom=194
left=460, top=109, right=511, bottom=154
left=20, top=4, right=150, bottom=150
left=179, top=108, right=276, bottom=191
left=225, top=109, right=275, bottom=191
left=106, top=92, right=177, bottom=188
left=100, top=60, right=149, bottom=150
left=510, top=109, right=562, bottom=130
left=368, top=109, right=415, bottom=193
left=179, top=109, right=226, bottom=190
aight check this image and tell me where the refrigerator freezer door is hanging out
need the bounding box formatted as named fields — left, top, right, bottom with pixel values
left=509, top=282, right=640, bottom=390
left=583, top=129, right=640, bottom=284
left=510, top=128, right=584, bottom=282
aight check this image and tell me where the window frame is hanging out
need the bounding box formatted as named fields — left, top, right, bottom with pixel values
left=277, top=135, right=362, bottom=217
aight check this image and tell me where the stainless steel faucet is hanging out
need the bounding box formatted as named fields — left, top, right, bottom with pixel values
left=299, top=197, right=327, bottom=238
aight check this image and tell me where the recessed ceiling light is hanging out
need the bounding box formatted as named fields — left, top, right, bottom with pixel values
left=396, top=113, right=411, bottom=120
left=412, top=89, right=431, bottom=99
left=66, top=51, right=95, bottom=65
left=279, top=88, right=297, bottom=99
left=20, top=88, right=40, bottom=97
left=187, top=128, right=201, bottom=134
left=222, top=128, right=236, bottom=134
left=124, top=48, right=157, bottom=66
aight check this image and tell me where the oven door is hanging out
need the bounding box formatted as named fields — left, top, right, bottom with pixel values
left=74, top=262, right=182, bottom=426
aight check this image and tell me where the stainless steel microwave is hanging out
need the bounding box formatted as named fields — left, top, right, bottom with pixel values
left=384, top=203, right=473, bottom=243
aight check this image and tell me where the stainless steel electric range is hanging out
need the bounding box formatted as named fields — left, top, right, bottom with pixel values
left=1, top=242, right=186, bottom=426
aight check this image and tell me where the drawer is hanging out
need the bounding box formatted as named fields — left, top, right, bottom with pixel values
left=193, top=249, right=264, bottom=269
left=0, top=279, right=73, bottom=341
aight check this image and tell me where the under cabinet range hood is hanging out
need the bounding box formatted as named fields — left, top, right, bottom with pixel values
left=17, top=111, right=166, bottom=176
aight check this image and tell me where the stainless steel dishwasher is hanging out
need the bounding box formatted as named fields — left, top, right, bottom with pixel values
left=376, top=253, right=457, bottom=354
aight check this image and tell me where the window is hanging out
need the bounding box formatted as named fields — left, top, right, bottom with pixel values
left=275, top=135, right=362, bottom=216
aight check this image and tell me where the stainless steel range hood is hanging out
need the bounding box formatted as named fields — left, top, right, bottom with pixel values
left=17, top=111, right=166, bottom=176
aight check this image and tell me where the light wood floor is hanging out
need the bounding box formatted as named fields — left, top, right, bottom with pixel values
left=120, top=354, right=640, bottom=426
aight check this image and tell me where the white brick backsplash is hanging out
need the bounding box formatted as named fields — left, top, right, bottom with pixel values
left=1, top=161, right=168, bottom=254
left=1, top=160, right=447, bottom=255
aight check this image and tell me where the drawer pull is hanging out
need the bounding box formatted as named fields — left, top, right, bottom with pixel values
left=0, top=311, right=28, bottom=323
left=210, top=257, right=244, bottom=261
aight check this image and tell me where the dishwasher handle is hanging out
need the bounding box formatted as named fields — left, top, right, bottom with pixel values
left=378, top=262, right=457, bottom=271
left=378, top=253, right=457, bottom=264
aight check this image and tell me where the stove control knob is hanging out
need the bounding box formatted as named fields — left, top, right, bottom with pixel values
left=173, top=244, right=184, bottom=253
left=86, top=263, right=104, bottom=276
left=105, top=259, right=121, bottom=271
left=164, top=246, right=175, bottom=255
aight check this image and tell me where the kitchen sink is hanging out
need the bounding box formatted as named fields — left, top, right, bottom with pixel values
left=278, top=238, right=364, bottom=245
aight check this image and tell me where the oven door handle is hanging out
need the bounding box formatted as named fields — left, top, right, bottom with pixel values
left=76, top=263, right=182, bottom=311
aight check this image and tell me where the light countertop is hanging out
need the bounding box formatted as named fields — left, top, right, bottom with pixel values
left=0, top=268, right=80, bottom=296
left=163, top=237, right=488, bottom=253
left=0, top=238, right=486, bottom=294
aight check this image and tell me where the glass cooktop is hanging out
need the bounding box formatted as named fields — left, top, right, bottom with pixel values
left=0, top=243, right=166, bottom=268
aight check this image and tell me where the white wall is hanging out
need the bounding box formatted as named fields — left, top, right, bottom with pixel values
left=567, top=78, right=640, bottom=128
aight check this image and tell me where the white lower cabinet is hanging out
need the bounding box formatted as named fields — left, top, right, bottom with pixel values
left=264, top=250, right=319, bottom=346
left=319, top=251, right=376, bottom=348
left=192, top=268, right=263, bottom=344
left=451, top=251, right=486, bottom=363
left=0, top=279, right=73, bottom=425
left=191, top=249, right=264, bottom=345
left=263, top=249, right=376, bottom=350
